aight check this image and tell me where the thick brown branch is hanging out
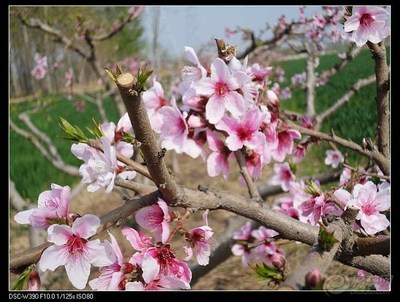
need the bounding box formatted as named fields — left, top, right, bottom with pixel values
left=289, top=123, right=389, bottom=176
left=354, top=236, right=390, bottom=256
left=315, top=75, right=376, bottom=129
left=367, top=42, right=390, bottom=159
left=116, top=73, right=180, bottom=203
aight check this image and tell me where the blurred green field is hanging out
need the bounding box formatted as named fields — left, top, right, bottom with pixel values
left=9, top=48, right=389, bottom=202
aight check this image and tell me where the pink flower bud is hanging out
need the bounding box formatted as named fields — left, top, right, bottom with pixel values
left=305, top=268, right=325, bottom=289
left=28, top=271, right=41, bottom=290
left=271, top=253, right=286, bottom=270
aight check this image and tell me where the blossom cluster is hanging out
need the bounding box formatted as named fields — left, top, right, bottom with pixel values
left=143, top=46, right=301, bottom=182
left=14, top=187, right=214, bottom=290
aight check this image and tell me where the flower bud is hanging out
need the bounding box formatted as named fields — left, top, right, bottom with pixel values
left=305, top=268, right=325, bottom=289
left=271, top=253, right=286, bottom=270
left=28, top=271, right=41, bottom=291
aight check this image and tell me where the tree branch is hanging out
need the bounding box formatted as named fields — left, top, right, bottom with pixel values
left=288, top=122, right=389, bottom=176
left=367, top=41, right=390, bottom=159
left=305, top=43, right=316, bottom=117
left=315, top=75, right=376, bottom=129
left=234, top=150, right=261, bottom=199
left=10, top=120, right=80, bottom=176
left=115, top=73, right=180, bottom=203
left=319, top=46, right=362, bottom=81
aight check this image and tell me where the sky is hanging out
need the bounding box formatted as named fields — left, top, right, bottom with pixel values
left=140, top=6, right=323, bottom=59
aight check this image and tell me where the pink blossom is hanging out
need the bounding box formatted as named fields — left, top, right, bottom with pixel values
left=14, top=183, right=70, bottom=230
left=128, top=6, right=144, bottom=18
left=339, top=167, right=352, bottom=186
left=293, top=145, right=307, bottom=161
left=270, top=162, right=295, bottom=192
left=273, top=196, right=300, bottom=219
left=305, top=268, right=325, bottom=288
left=27, top=271, right=41, bottom=290
left=193, top=57, right=247, bottom=124
left=225, top=27, right=236, bottom=38
left=89, top=232, right=134, bottom=290
left=39, top=214, right=113, bottom=289
left=143, top=245, right=192, bottom=283
left=300, top=116, right=314, bottom=129
left=100, top=113, right=134, bottom=159
left=271, top=252, right=286, bottom=270
left=357, top=269, right=367, bottom=282
left=65, top=68, right=73, bottom=88
left=122, top=227, right=153, bottom=252
left=373, top=275, right=390, bottom=291
left=231, top=222, right=253, bottom=265
left=76, top=137, right=136, bottom=193
left=34, top=53, right=48, bottom=68
left=338, top=52, right=347, bottom=59
left=300, top=192, right=326, bottom=226
left=249, top=63, right=272, bottom=84
left=143, top=79, right=171, bottom=129
left=31, top=65, right=47, bottom=80
left=179, top=46, right=207, bottom=96
left=215, top=108, right=266, bottom=151
left=272, top=127, right=301, bottom=162
left=324, top=149, right=344, bottom=168
left=156, top=100, right=202, bottom=158
left=135, top=198, right=171, bottom=244
left=334, top=181, right=390, bottom=234
left=344, top=6, right=390, bottom=47
left=184, top=210, right=214, bottom=266
left=206, top=130, right=232, bottom=179
left=313, top=14, right=326, bottom=29
left=125, top=257, right=190, bottom=291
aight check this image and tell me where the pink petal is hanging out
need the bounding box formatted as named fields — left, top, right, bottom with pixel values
left=101, top=122, right=116, bottom=142
left=141, top=255, right=160, bottom=284
left=184, top=46, right=200, bottom=65
left=206, top=130, right=223, bottom=151
left=344, top=15, right=360, bottom=32
left=158, top=276, right=190, bottom=290
left=116, top=141, right=134, bottom=158
left=47, top=224, right=72, bottom=245
left=374, top=192, right=390, bottom=212
left=183, top=245, right=193, bottom=261
left=39, top=245, right=69, bottom=272
left=194, top=78, right=215, bottom=96
left=125, top=281, right=145, bottom=291
left=135, top=205, right=163, bottom=232
left=14, top=209, right=35, bottom=224
left=122, top=227, right=152, bottom=251
left=211, top=58, right=230, bottom=83
left=231, top=244, right=245, bottom=256
left=117, top=112, right=132, bottom=132
left=207, top=152, right=222, bottom=177
left=333, top=189, right=353, bottom=206
left=224, top=91, right=245, bottom=118
left=65, top=254, right=91, bottom=289
left=225, top=135, right=244, bottom=151
left=86, top=240, right=115, bottom=267
left=245, top=132, right=266, bottom=149
left=72, top=214, right=100, bottom=239
left=206, top=95, right=226, bottom=124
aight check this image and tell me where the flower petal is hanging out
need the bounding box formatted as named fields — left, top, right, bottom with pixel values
left=65, top=254, right=91, bottom=289
left=72, top=214, right=101, bottom=239
left=39, top=245, right=69, bottom=272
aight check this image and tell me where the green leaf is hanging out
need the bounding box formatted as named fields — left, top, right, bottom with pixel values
left=249, top=262, right=284, bottom=282
left=318, top=223, right=339, bottom=251
left=86, top=118, right=104, bottom=139
left=58, top=117, right=88, bottom=142
left=135, top=68, right=153, bottom=91
left=12, top=265, right=33, bottom=290
left=288, top=161, right=297, bottom=174
left=104, top=67, right=118, bottom=82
